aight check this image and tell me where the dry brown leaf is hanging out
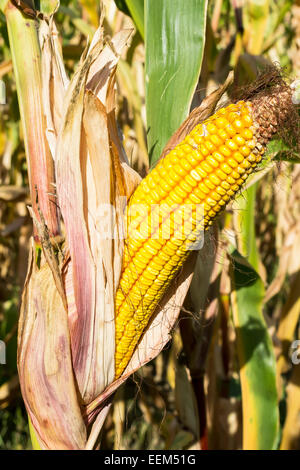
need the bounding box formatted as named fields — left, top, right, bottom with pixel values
left=280, top=363, right=300, bottom=449
left=0, top=185, right=28, bottom=202
left=86, top=28, right=134, bottom=102
left=0, top=375, right=19, bottom=409
left=0, top=59, right=12, bottom=78
left=40, top=19, right=69, bottom=159
left=55, top=28, right=140, bottom=404
left=18, top=243, right=86, bottom=450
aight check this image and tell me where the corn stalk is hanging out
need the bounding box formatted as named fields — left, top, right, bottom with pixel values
left=1, top=0, right=59, bottom=238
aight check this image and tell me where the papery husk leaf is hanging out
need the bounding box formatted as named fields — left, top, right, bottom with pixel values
left=56, top=44, right=97, bottom=403
left=18, top=242, right=86, bottom=450
left=106, top=69, right=142, bottom=196
left=86, top=28, right=134, bottom=102
left=56, top=41, right=110, bottom=403
left=125, top=254, right=197, bottom=375
left=85, top=401, right=113, bottom=450
left=27, top=206, right=67, bottom=311
left=40, top=18, right=69, bottom=159
left=80, top=90, right=119, bottom=397
left=56, top=29, right=140, bottom=403
left=86, top=254, right=196, bottom=421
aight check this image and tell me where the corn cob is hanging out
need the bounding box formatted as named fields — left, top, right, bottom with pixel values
left=115, top=88, right=292, bottom=378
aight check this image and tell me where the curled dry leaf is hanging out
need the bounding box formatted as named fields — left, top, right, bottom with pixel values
left=18, top=243, right=86, bottom=450
left=55, top=27, right=137, bottom=404
left=39, top=18, right=69, bottom=159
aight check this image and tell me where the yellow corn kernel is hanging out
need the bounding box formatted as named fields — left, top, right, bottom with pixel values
left=203, top=179, right=215, bottom=190
left=206, top=122, right=218, bottom=134
left=216, top=168, right=227, bottom=180
left=206, top=156, right=219, bottom=168
left=186, top=150, right=200, bottom=166
left=227, top=158, right=238, bottom=168
left=217, top=128, right=229, bottom=140
left=213, top=151, right=225, bottom=163
left=211, top=191, right=222, bottom=202
left=209, top=174, right=221, bottom=186
left=232, top=151, right=245, bottom=163
left=242, top=128, right=253, bottom=140
left=203, top=140, right=215, bottom=153
left=219, top=145, right=231, bottom=158
left=231, top=171, right=241, bottom=180
left=209, top=134, right=223, bottom=147
left=233, top=135, right=245, bottom=146
left=233, top=119, right=244, bottom=131
left=180, top=180, right=193, bottom=193
left=242, top=114, right=253, bottom=127
left=240, top=146, right=251, bottom=157
left=226, top=140, right=239, bottom=152
left=225, top=124, right=237, bottom=137
left=190, top=168, right=202, bottom=181
left=185, top=174, right=198, bottom=187
left=215, top=117, right=228, bottom=129
left=181, top=158, right=193, bottom=172
left=221, top=163, right=233, bottom=174
left=174, top=164, right=187, bottom=177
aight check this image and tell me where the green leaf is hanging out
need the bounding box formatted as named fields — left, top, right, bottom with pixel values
left=28, top=417, right=42, bottom=450
left=265, top=138, right=289, bottom=157
left=114, top=0, right=131, bottom=17
left=245, top=0, right=269, bottom=55
left=126, top=0, right=144, bottom=39
left=0, top=0, right=8, bottom=13
left=145, top=0, right=208, bottom=165
left=175, top=362, right=200, bottom=441
left=59, top=6, right=96, bottom=37
left=265, top=139, right=300, bottom=163
left=229, top=186, right=279, bottom=450
left=114, top=0, right=144, bottom=39
left=39, top=0, right=59, bottom=16
left=170, top=430, right=194, bottom=450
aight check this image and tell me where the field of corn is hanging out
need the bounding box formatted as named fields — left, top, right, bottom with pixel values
left=0, top=0, right=300, bottom=451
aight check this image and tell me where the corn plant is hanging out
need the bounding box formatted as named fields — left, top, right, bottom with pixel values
left=0, top=0, right=300, bottom=451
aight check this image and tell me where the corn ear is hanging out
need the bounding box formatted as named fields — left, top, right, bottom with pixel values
left=115, top=86, right=293, bottom=378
